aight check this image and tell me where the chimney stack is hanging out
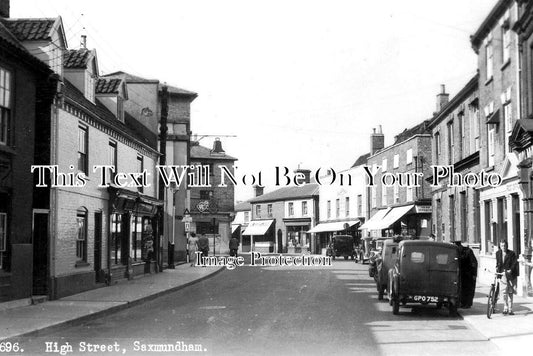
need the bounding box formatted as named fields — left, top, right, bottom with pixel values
left=294, top=168, right=311, bottom=184
left=435, top=84, right=449, bottom=113
left=0, top=0, right=9, bottom=18
left=370, top=125, right=385, bottom=155
left=80, top=35, right=87, bottom=49
left=254, top=185, right=264, bottom=197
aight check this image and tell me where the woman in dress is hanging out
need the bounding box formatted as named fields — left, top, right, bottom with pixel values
left=188, top=232, right=199, bottom=266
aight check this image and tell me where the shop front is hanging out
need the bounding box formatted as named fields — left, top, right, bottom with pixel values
left=242, top=220, right=275, bottom=253
left=108, top=187, right=162, bottom=283
left=308, top=220, right=361, bottom=255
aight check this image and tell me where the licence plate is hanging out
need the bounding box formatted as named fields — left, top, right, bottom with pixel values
left=412, top=295, right=439, bottom=303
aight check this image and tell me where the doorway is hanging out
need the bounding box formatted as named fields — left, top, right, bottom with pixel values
left=94, top=211, right=103, bottom=282
left=32, top=211, right=49, bottom=296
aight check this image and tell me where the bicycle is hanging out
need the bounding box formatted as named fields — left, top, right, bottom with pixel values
left=486, top=270, right=504, bottom=319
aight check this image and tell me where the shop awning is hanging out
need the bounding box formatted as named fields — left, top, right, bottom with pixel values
left=307, top=220, right=360, bottom=233
left=372, top=205, right=415, bottom=230
left=359, top=208, right=391, bottom=230
left=242, top=219, right=274, bottom=236
left=231, top=224, right=241, bottom=233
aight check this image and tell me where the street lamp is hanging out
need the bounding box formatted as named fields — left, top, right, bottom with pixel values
left=167, top=185, right=178, bottom=269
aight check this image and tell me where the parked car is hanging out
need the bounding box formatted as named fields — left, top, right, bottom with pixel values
left=375, top=239, right=399, bottom=300
left=330, top=235, right=355, bottom=260
left=389, top=240, right=460, bottom=316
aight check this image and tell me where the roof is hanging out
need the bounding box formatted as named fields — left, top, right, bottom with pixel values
left=470, top=0, right=512, bottom=51
left=0, top=21, right=27, bottom=51
left=103, top=71, right=197, bottom=97
left=160, top=83, right=198, bottom=97
left=190, top=144, right=237, bottom=161
left=249, top=183, right=319, bottom=203
left=63, top=79, right=157, bottom=151
left=0, top=18, right=55, bottom=41
left=393, top=120, right=431, bottom=145
left=96, top=78, right=123, bottom=94
left=351, top=152, right=370, bottom=168
left=63, top=49, right=92, bottom=69
left=235, top=201, right=252, bottom=211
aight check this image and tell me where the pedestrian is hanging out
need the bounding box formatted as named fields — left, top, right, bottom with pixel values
left=197, top=233, right=210, bottom=265
left=496, top=240, right=519, bottom=315
left=229, top=235, right=240, bottom=257
left=188, top=232, right=199, bottom=267
left=453, top=240, right=478, bottom=308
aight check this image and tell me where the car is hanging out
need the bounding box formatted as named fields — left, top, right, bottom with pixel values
left=375, top=239, right=399, bottom=300
left=389, top=240, right=460, bottom=316
left=331, top=235, right=355, bottom=260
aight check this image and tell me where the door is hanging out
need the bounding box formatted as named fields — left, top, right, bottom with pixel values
left=94, top=212, right=102, bottom=282
left=277, top=229, right=283, bottom=253
left=32, top=211, right=49, bottom=295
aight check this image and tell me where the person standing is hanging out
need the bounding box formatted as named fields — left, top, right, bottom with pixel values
left=229, top=236, right=240, bottom=257
left=454, top=240, right=478, bottom=308
left=197, top=233, right=210, bottom=263
left=188, top=232, right=199, bottom=267
left=496, top=240, right=519, bottom=315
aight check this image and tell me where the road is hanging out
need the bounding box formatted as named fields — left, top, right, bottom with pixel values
left=9, top=259, right=501, bottom=356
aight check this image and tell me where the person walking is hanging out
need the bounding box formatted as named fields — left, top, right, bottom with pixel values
left=229, top=236, right=240, bottom=257
left=496, top=240, right=519, bottom=315
left=453, top=240, right=478, bottom=308
left=188, top=232, right=199, bottom=267
left=197, top=233, right=210, bottom=264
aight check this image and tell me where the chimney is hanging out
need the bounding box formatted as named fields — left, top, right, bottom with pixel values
left=294, top=168, right=311, bottom=184
left=211, top=137, right=225, bottom=155
left=370, top=125, right=385, bottom=155
left=0, top=0, right=9, bottom=18
left=80, top=35, right=87, bottom=49
left=436, top=84, right=449, bottom=113
left=254, top=185, right=264, bottom=197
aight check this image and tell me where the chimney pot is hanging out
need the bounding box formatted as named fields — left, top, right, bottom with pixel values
left=370, top=125, right=385, bottom=155
left=253, top=185, right=264, bottom=197
left=80, top=35, right=87, bottom=49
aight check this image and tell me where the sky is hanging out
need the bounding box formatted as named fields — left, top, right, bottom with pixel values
left=12, top=0, right=498, bottom=201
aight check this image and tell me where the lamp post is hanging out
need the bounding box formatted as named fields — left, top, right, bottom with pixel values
left=167, top=186, right=178, bottom=269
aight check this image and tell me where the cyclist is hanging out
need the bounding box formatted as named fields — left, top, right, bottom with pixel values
left=495, top=240, right=519, bottom=315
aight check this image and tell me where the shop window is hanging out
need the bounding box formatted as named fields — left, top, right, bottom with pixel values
left=0, top=213, right=6, bottom=270
left=111, top=213, right=122, bottom=265
left=76, top=208, right=88, bottom=262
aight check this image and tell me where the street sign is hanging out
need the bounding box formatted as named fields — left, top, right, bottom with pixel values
left=182, top=214, right=192, bottom=223
left=184, top=222, right=191, bottom=232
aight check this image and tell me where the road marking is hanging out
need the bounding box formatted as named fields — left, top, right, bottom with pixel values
left=199, top=306, right=227, bottom=310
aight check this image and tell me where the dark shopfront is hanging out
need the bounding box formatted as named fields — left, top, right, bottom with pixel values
left=108, top=188, right=162, bottom=282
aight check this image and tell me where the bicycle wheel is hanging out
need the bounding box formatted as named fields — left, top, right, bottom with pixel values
left=486, top=285, right=495, bottom=319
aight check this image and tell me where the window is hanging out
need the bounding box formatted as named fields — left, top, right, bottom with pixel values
left=471, top=102, right=480, bottom=151
left=76, top=208, right=88, bottom=262
left=0, top=213, right=6, bottom=270
left=268, top=204, right=273, bottom=217
left=244, top=211, right=249, bottom=222
left=78, top=126, right=88, bottom=174
left=501, top=87, right=512, bottom=133
left=357, top=195, right=362, bottom=216
left=335, top=199, right=340, bottom=218
left=108, top=141, right=117, bottom=179
left=117, top=96, right=124, bottom=122
left=488, top=127, right=495, bottom=167
left=484, top=200, right=493, bottom=253
left=393, top=154, right=399, bottom=168
left=382, top=159, right=388, bottom=172
left=0, top=67, right=11, bottom=145
left=327, top=200, right=331, bottom=219
left=406, top=186, right=413, bottom=202
left=371, top=186, right=377, bottom=208
left=410, top=251, right=425, bottom=264
left=345, top=197, right=349, bottom=217
left=459, top=113, right=466, bottom=158
left=200, top=190, right=213, bottom=199
left=394, top=184, right=399, bottom=204
left=502, top=23, right=511, bottom=64
left=406, top=149, right=413, bottom=165
left=447, top=121, right=454, bottom=164
left=485, top=33, right=493, bottom=80
left=382, top=185, right=387, bottom=206
left=434, top=132, right=441, bottom=164
left=435, top=254, right=449, bottom=265
left=110, top=213, right=122, bottom=265
left=256, top=205, right=262, bottom=219
left=85, top=71, right=95, bottom=103
left=302, top=201, right=308, bottom=216
left=137, top=155, right=144, bottom=193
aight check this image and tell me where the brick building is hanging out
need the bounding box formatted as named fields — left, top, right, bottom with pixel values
left=470, top=0, right=525, bottom=287
left=428, top=78, right=482, bottom=246
left=361, top=123, right=433, bottom=239
left=310, top=155, right=368, bottom=255
left=0, top=4, right=56, bottom=301
left=247, top=172, right=319, bottom=254
left=189, top=139, right=237, bottom=255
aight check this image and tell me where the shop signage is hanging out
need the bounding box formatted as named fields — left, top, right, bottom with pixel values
left=415, top=206, right=432, bottom=214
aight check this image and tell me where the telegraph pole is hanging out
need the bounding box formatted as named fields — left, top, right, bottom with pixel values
left=158, top=85, right=169, bottom=271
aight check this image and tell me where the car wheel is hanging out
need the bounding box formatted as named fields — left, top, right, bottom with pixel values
left=448, top=301, right=457, bottom=317
left=378, top=288, right=384, bottom=301
left=392, top=298, right=400, bottom=315
left=344, top=256, right=348, bottom=260
left=436, top=302, right=443, bottom=309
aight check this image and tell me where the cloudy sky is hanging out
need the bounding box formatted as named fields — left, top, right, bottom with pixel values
left=13, top=0, right=497, bottom=201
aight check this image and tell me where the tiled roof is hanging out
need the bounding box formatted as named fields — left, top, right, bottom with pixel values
left=351, top=152, right=370, bottom=168
left=96, top=78, right=122, bottom=94
left=190, top=144, right=237, bottom=161
left=0, top=21, right=27, bottom=51
left=235, top=201, right=252, bottom=211
left=0, top=18, right=55, bottom=41
left=103, top=71, right=197, bottom=97
left=64, top=49, right=91, bottom=69
left=393, top=120, right=431, bottom=145
left=63, top=79, right=157, bottom=151
left=249, top=183, right=319, bottom=204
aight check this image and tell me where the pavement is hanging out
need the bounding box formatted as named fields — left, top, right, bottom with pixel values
left=0, top=263, right=224, bottom=341
left=0, top=261, right=532, bottom=354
